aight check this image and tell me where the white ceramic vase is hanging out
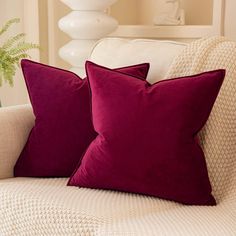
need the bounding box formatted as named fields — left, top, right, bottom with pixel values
left=59, top=0, right=118, bottom=77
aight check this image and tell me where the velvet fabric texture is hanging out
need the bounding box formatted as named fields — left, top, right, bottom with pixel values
left=14, top=60, right=149, bottom=177
left=68, top=61, right=225, bottom=205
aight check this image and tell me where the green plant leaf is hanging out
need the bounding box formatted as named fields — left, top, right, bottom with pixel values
left=0, top=18, right=20, bottom=36
left=0, top=18, right=39, bottom=86
left=1, top=33, right=25, bottom=50
left=8, top=42, right=39, bottom=56
left=12, top=53, right=30, bottom=65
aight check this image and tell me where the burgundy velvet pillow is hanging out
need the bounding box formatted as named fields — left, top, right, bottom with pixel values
left=14, top=59, right=149, bottom=177
left=68, top=61, right=225, bottom=205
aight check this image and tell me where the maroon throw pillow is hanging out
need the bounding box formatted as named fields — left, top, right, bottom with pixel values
left=14, top=60, right=149, bottom=177
left=68, top=61, right=225, bottom=205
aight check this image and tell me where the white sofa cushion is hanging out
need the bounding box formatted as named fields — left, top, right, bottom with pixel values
left=0, top=177, right=235, bottom=236
left=89, top=38, right=186, bottom=83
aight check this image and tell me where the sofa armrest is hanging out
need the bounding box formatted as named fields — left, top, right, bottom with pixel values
left=0, top=104, right=34, bottom=179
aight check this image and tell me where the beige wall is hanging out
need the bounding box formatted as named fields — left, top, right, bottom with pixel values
left=38, top=0, right=49, bottom=65
left=46, top=0, right=70, bottom=69
left=0, top=0, right=39, bottom=107
left=181, top=0, right=213, bottom=25
left=38, top=0, right=70, bottom=68
left=0, top=0, right=28, bottom=107
left=137, top=0, right=159, bottom=25
left=224, top=0, right=236, bottom=40
left=111, top=0, right=213, bottom=25
left=110, top=0, right=138, bottom=25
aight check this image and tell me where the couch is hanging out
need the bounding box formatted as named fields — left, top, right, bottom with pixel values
left=0, top=37, right=235, bottom=236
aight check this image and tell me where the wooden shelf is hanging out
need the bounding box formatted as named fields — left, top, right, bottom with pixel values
left=109, top=0, right=224, bottom=40
left=110, top=25, right=220, bottom=39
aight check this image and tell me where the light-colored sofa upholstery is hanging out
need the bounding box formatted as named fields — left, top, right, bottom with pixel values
left=0, top=38, right=235, bottom=236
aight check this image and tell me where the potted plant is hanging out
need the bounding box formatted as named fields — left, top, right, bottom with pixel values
left=0, top=18, right=39, bottom=106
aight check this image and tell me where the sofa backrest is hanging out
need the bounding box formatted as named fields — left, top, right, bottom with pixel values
left=89, top=38, right=187, bottom=84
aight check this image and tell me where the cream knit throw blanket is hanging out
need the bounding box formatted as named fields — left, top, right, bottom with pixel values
left=165, top=36, right=236, bottom=202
